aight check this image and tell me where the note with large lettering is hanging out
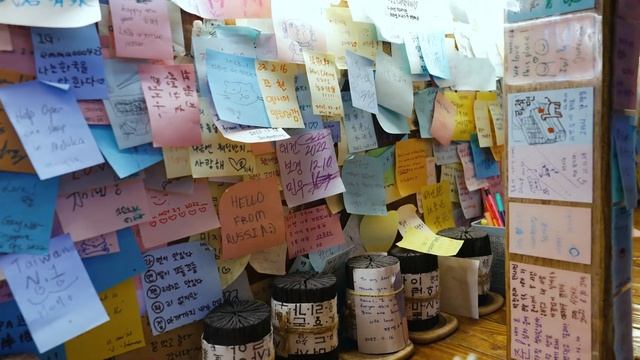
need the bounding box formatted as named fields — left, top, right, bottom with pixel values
left=110, top=0, right=173, bottom=60
left=255, top=60, right=304, bottom=128
left=142, top=241, right=222, bottom=335
left=507, top=0, right=595, bottom=22
left=103, top=59, right=153, bottom=149
left=0, top=0, right=101, bottom=28
left=505, top=14, right=600, bottom=84
left=342, top=155, right=387, bottom=216
left=91, top=126, right=163, bottom=179
left=31, top=25, right=107, bottom=100
left=0, top=234, right=108, bottom=353
left=56, top=177, right=151, bottom=241
left=510, top=262, right=591, bottom=359
left=302, top=50, right=344, bottom=117
left=0, top=80, right=104, bottom=179
left=0, top=300, right=65, bottom=358
left=286, top=205, right=344, bottom=258
left=509, top=202, right=591, bottom=264
left=421, top=182, right=455, bottom=232
left=218, top=176, right=286, bottom=259
left=64, top=278, right=145, bottom=360
left=139, top=64, right=201, bottom=146
left=276, top=129, right=345, bottom=207
left=0, top=172, right=58, bottom=254
left=375, top=48, right=413, bottom=117
left=272, top=0, right=327, bottom=63
left=346, top=50, right=378, bottom=114
left=395, top=138, right=431, bottom=196
left=139, top=179, right=219, bottom=248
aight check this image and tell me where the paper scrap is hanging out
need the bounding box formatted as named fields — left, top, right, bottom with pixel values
left=163, top=146, right=192, bottom=178
left=0, top=300, right=65, bottom=358
left=286, top=205, right=344, bottom=258
left=418, top=32, right=450, bottom=79
left=0, top=71, right=35, bottom=173
left=420, top=182, right=455, bottom=232
left=455, top=173, right=482, bottom=219
left=0, top=27, right=35, bottom=75
left=376, top=105, right=410, bottom=134
left=474, top=100, right=494, bottom=147
left=444, top=90, right=476, bottom=141
left=79, top=100, right=110, bottom=125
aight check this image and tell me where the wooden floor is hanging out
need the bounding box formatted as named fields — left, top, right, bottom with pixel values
left=414, top=309, right=507, bottom=359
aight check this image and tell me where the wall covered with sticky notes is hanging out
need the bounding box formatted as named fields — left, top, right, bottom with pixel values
left=0, top=0, right=623, bottom=358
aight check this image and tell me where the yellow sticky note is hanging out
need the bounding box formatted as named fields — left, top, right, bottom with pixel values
left=326, top=7, right=377, bottom=69
left=395, top=138, right=432, bottom=196
left=385, top=183, right=405, bottom=204
left=474, top=100, right=494, bottom=147
left=396, top=227, right=463, bottom=256
left=444, top=90, right=476, bottom=141
left=190, top=229, right=249, bottom=287
left=360, top=211, right=399, bottom=253
left=490, top=145, right=504, bottom=162
left=326, top=194, right=345, bottom=214
left=440, top=164, right=463, bottom=202
left=488, top=101, right=504, bottom=146
left=302, top=50, right=344, bottom=117
left=421, top=182, right=455, bottom=232
left=208, top=182, right=233, bottom=211
left=162, top=146, right=191, bottom=178
left=255, top=61, right=304, bottom=128
left=189, top=132, right=256, bottom=178
left=64, top=278, right=145, bottom=360
left=476, top=91, right=497, bottom=101
left=243, top=152, right=280, bottom=182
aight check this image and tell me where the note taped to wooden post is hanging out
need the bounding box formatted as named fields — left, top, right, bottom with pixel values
left=142, top=241, right=222, bottom=335
left=302, top=50, right=344, bottom=117
left=0, top=234, right=108, bottom=353
left=138, top=179, right=219, bottom=248
left=0, top=172, right=58, bottom=254
left=286, top=205, right=345, bottom=258
left=395, top=138, right=431, bottom=196
left=219, top=176, right=286, bottom=259
left=0, top=80, right=104, bottom=180
left=510, top=262, right=591, bottom=359
left=0, top=0, right=101, bottom=28
left=509, top=203, right=591, bottom=264
left=505, top=14, right=600, bottom=84
left=421, top=182, right=455, bottom=232
left=276, top=129, right=345, bottom=207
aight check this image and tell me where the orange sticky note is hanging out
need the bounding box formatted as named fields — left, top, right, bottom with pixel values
left=219, top=176, right=286, bottom=259
left=395, top=138, right=431, bottom=196
left=431, top=92, right=456, bottom=146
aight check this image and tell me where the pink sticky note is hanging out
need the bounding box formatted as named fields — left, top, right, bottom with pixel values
left=431, top=92, right=455, bottom=146
left=110, top=0, right=173, bottom=60
left=286, top=205, right=344, bottom=258
left=612, top=18, right=640, bottom=110
left=79, top=100, right=111, bottom=125
left=510, top=262, right=591, bottom=359
left=0, top=25, right=12, bottom=51
left=199, top=0, right=272, bottom=19
left=56, top=178, right=151, bottom=241
left=138, top=179, right=220, bottom=248
left=139, top=64, right=201, bottom=146
left=455, top=174, right=482, bottom=219
left=457, top=143, right=488, bottom=191
left=75, top=231, right=120, bottom=258
left=0, top=26, right=35, bottom=75
left=276, top=129, right=345, bottom=207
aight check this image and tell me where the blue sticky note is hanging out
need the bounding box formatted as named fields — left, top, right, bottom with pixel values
left=290, top=74, right=324, bottom=135
left=0, top=300, right=66, bottom=358
left=83, top=228, right=146, bottom=292
left=31, top=25, right=107, bottom=100
left=0, top=172, right=59, bottom=254
left=0, top=81, right=104, bottom=180
left=324, top=121, right=341, bottom=144
left=613, top=115, right=637, bottom=210
left=206, top=49, right=270, bottom=127
left=415, top=88, right=437, bottom=138
left=376, top=105, right=410, bottom=134
left=142, top=241, right=222, bottom=335
left=507, top=0, right=595, bottom=22
left=374, top=48, right=413, bottom=117
left=470, top=133, right=500, bottom=179
left=344, top=101, right=377, bottom=153
left=612, top=206, right=632, bottom=294
left=0, top=234, right=108, bottom=353
left=419, top=32, right=450, bottom=79
left=342, top=155, right=387, bottom=216
left=345, top=50, right=378, bottom=114
left=367, top=145, right=395, bottom=186
left=90, top=125, right=162, bottom=179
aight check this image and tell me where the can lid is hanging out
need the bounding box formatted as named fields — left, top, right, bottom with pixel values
left=203, top=300, right=271, bottom=346
left=389, top=246, right=438, bottom=274
left=271, top=272, right=337, bottom=303
left=346, top=254, right=399, bottom=289
left=437, top=226, right=491, bottom=257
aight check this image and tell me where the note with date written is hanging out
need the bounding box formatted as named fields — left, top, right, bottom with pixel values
left=510, top=262, right=591, bottom=359
left=286, top=205, right=344, bottom=258
left=276, top=129, right=345, bottom=207
left=342, top=155, right=387, bottom=216
left=142, top=241, right=222, bottom=335
left=64, top=278, right=145, bottom=360
left=56, top=177, right=151, bottom=241
left=0, top=0, right=101, bottom=28
left=219, top=176, right=286, bottom=259
left=0, top=234, right=108, bottom=353
left=255, top=60, right=304, bottom=128
left=139, top=64, right=201, bottom=146
left=509, top=202, right=591, bottom=264
left=31, top=25, right=107, bottom=100
left=138, top=179, right=219, bottom=248
left=0, top=80, right=104, bottom=180
left=0, top=172, right=58, bottom=254
left=110, top=0, right=173, bottom=60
